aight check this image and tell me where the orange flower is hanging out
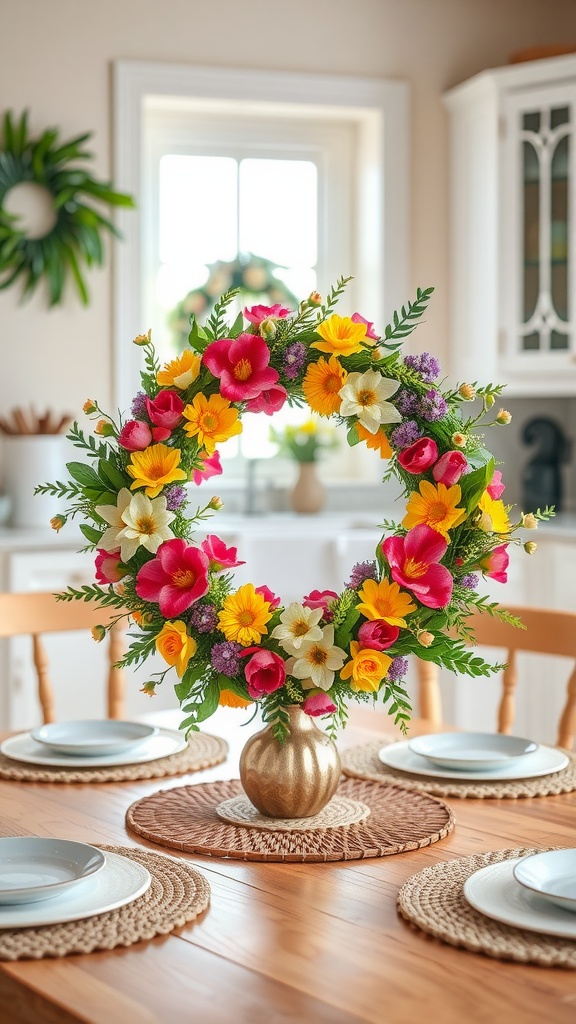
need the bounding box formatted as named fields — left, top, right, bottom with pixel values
left=302, top=356, right=348, bottom=416
left=340, top=641, right=392, bottom=693
left=356, top=423, right=392, bottom=459
left=356, top=578, right=416, bottom=626
left=218, top=689, right=253, bottom=709
left=312, top=315, right=368, bottom=357
left=183, top=394, right=242, bottom=454
left=155, top=620, right=197, bottom=678
left=403, top=480, right=466, bottom=539
left=157, top=350, right=201, bottom=389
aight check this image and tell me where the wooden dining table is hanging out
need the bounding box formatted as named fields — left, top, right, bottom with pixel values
left=1, top=707, right=576, bottom=1024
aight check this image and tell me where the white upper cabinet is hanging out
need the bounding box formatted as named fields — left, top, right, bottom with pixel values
left=445, top=54, right=576, bottom=395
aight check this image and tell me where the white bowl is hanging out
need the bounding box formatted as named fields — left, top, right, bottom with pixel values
left=30, top=720, right=158, bottom=757
left=513, top=849, right=576, bottom=913
left=408, top=731, right=539, bottom=771
left=0, top=838, right=105, bottom=905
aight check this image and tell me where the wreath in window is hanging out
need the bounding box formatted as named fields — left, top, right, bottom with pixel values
left=39, top=280, right=551, bottom=740
left=0, top=110, right=134, bottom=305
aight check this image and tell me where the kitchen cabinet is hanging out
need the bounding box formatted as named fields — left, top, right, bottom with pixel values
left=444, top=53, right=576, bottom=395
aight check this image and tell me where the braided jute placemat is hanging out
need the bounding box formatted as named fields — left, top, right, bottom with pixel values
left=125, top=777, right=455, bottom=862
left=0, top=845, right=210, bottom=961
left=0, top=732, right=227, bottom=783
left=341, top=737, right=576, bottom=799
left=397, top=847, right=576, bottom=967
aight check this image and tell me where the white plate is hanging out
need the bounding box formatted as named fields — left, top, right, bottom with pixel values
left=0, top=838, right=106, bottom=905
left=0, top=851, right=150, bottom=929
left=408, top=732, right=538, bottom=770
left=513, top=849, right=576, bottom=913
left=30, top=720, right=158, bottom=757
left=464, top=858, right=576, bottom=939
left=378, top=740, right=569, bottom=781
left=1, top=726, right=187, bottom=768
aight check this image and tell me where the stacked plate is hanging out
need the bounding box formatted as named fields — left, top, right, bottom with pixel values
left=0, top=837, right=151, bottom=928
left=378, top=731, right=569, bottom=782
left=0, top=719, right=188, bottom=769
left=464, top=849, right=576, bottom=938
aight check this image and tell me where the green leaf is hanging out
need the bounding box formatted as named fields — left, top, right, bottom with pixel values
left=346, top=423, right=362, bottom=447
left=460, top=457, right=494, bottom=513
left=98, top=459, right=128, bottom=491
left=66, top=461, right=103, bottom=489
left=79, top=523, right=103, bottom=544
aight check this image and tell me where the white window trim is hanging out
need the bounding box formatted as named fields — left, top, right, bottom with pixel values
left=113, top=60, right=410, bottom=411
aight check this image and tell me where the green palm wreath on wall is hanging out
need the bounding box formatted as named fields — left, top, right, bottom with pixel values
left=0, top=110, right=135, bottom=305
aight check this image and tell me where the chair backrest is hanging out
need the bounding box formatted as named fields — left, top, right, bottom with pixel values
left=417, top=605, right=576, bottom=748
left=0, top=592, right=125, bottom=723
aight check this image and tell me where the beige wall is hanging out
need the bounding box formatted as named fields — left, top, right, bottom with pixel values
left=0, top=0, right=574, bottom=421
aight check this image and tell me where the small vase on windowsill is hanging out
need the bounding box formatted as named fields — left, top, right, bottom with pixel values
left=289, top=461, right=326, bottom=515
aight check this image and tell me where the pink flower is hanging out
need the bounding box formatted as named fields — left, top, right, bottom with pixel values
left=240, top=647, right=286, bottom=698
left=203, top=333, right=281, bottom=403
left=192, top=451, right=222, bottom=486
left=151, top=425, right=172, bottom=442
left=245, top=382, right=288, bottom=414
left=478, top=543, right=509, bottom=583
left=95, top=548, right=126, bottom=584
left=487, top=470, right=505, bottom=500
left=146, top=391, right=185, bottom=430
left=135, top=538, right=210, bottom=617
left=255, top=585, right=281, bottom=609
left=397, top=437, right=438, bottom=474
left=351, top=312, right=379, bottom=341
left=302, top=589, right=338, bottom=620
left=383, top=524, right=453, bottom=609
left=302, top=690, right=337, bottom=717
left=357, top=619, right=399, bottom=650
left=200, top=534, right=245, bottom=572
left=432, top=450, right=468, bottom=486
left=244, top=304, right=291, bottom=325
left=118, top=419, right=152, bottom=451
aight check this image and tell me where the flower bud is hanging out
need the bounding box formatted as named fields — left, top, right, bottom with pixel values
left=495, top=409, right=512, bottom=425
left=478, top=511, right=493, bottom=532
left=417, top=630, right=434, bottom=648
left=50, top=514, right=66, bottom=533
left=524, top=541, right=538, bottom=554
left=83, top=399, right=97, bottom=415
left=307, top=291, right=322, bottom=307
left=91, top=625, right=107, bottom=643
left=259, top=317, right=277, bottom=341
left=458, top=383, right=476, bottom=401
left=451, top=432, right=467, bottom=448
left=484, top=394, right=495, bottom=409
left=208, top=495, right=223, bottom=511
left=133, top=329, right=152, bottom=346
left=94, top=419, right=115, bottom=437
left=140, top=680, right=157, bottom=696
left=522, top=513, right=538, bottom=529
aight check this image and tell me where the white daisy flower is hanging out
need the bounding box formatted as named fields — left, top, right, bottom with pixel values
left=286, top=625, right=347, bottom=691
left=117, top=492, right=176, bottom=562
left=338, top=369, right=401, bottom=434
left=270, top=602, right=323, bottom=655
left=96, top=487, right=132, bottom=554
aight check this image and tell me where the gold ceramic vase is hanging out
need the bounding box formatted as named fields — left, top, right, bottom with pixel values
left=239, top=706, right=341, bottom=818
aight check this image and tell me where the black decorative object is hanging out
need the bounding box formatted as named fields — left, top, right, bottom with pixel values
left=521, top=417, right=571, bottom=512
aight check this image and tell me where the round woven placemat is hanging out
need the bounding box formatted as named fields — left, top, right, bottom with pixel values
left=341, top=738, right=576, bottom=799
left=0, top=845, right=210, bottom=961
left=397, top=847, right=576, bottom=967
left=125, top=777, right=455, bottom=862
left=215, top=794, right=371, bottom=830
left=0, top=732, right=227, bottom=784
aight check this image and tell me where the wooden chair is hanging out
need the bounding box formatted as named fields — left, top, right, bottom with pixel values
left=0, top=592, right=125, bottom=723
left=416, top=605, right=576, bottom=748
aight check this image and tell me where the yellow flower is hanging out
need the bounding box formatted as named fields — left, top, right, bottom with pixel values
left=356, top=578, right=416, bottom=626
left=126, top=443, right=187, bottom=498
left=341, top=641, right=392, bottom=693
left=183, top=394, right=242, bottom=454
left=156, top=620, right=197, bottom=678
left=478, top=491, right=510, bottom=533
left=403, top=480, right=467, bottom=539
left=312, top=315, right=368, bottom=357
left=218, top=584, right=273, bottom=646
left=302, top=356, right=348, bottom=416
left=356, top=423, right=392, bottom=459
left=219, top=689, right=253, bottom=709
left=157, top=350, right=201, bottom=389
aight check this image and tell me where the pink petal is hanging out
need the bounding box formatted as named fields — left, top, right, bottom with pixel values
left=404, top=523, right=448, bottom=564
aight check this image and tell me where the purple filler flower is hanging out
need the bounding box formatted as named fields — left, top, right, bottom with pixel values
left=404, top=352, right=441, bottom=382
left=347, top=560, right=378, bottom=589
left=282, top=341, right=307, bottom=380
left=390, top=420, right=422, bottom=450
left=460, top=573, right=479, bottom=590
left=395, top=389, right=419, bottom=416
left=419, top=389, right=448, bottom=423
left=388, top=656, right=408, bottom=682
left=165, top=485, right=187, bottom=511
left=189, top=603, right=218, bottom=633
left=211, top=641, right=243, bottom=677
left=130, top=391, right=149, bottom=418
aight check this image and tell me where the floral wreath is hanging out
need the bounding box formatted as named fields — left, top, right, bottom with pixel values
left=39, top=279, right=552, bottom=740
